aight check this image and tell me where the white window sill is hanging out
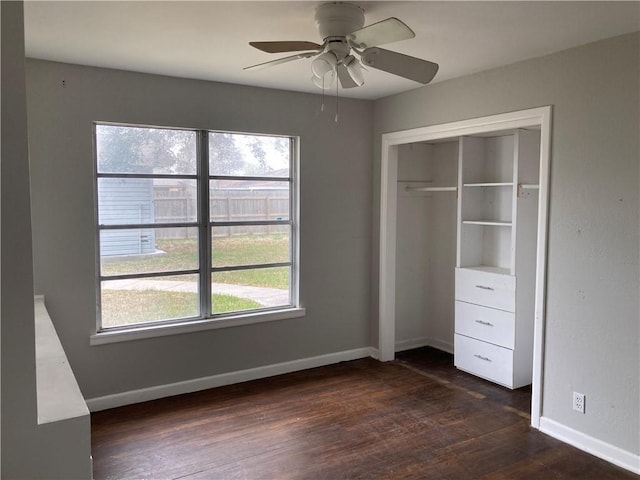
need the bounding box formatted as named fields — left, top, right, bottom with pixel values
left=90, top=307, right=306, bottom=346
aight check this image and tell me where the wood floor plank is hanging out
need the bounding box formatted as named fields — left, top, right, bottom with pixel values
left=92, top=348, right=637, bottom=479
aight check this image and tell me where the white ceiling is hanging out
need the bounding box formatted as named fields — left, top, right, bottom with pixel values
left=24, top=1, right=640, bottom=100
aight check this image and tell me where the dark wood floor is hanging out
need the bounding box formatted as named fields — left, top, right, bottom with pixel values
left=92, top=347, right=636, bottom=479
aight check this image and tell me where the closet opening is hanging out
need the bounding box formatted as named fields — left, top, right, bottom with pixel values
left=378, top=107, right=552, bottom=428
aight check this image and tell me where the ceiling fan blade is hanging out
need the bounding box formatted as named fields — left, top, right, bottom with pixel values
left=249, top=41, right=323, bottom=54
left=337, top=64, right=359, bottom=89
left=360, top=47, right=438, bottom=84
left=348, top=18, right=415, bottom=49
left=244, top=51, right=319, bottom=71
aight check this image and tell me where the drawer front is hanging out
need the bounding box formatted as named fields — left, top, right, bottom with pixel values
left=455, top=301, right=515, bottom=349
left=455, top=334, right=514, bottom=388
left=455, top=268, right=516, bottom=312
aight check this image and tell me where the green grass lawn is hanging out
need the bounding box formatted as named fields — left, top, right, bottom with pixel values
left=212, top=234, right=289, bottom=266
left=101, top=234, right=290, bottom=289
left=101, top=290, right=262, bottom=327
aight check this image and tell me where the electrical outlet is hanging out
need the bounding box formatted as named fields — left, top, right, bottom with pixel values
left=573, top=392, right=585, bottom=414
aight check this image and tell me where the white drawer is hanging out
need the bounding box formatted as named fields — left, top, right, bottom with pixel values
left=454, top=334, right=514, bottom=388
left=455, top=268, right=515, bottom=312
left=455, top=301, right=515, bottom=349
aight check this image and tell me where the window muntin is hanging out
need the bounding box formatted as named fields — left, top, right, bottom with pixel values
left=95, top=124, right=297, bottom=331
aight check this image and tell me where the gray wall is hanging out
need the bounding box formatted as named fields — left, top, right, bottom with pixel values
left=372, top=32, right=640, bottom=454
left=1, top=1, right=38, bottom=476
left=25, top=60, right=373, bottom=400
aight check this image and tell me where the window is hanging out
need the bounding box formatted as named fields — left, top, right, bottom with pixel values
left=94, top=124, right=299, bottom=335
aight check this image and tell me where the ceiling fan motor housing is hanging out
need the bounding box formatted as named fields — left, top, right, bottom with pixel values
left=314, top=2, right=365, bottom=40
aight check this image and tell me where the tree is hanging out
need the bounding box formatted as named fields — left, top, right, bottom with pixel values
left=209, top=132, right=247, bottom=175
left=273, top=137, right=289, bottom=158
left=248, top=137, right=268, bottom=174
left=97, top=126, right=286, bottom=177
left=96, top=125, right=196, bottom=174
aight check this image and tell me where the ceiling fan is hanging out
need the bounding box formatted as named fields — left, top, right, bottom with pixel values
left=244, top=2, right=439, bottom=90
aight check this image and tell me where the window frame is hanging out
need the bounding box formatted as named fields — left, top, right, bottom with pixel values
left=91, top=122, right=303, bottom=345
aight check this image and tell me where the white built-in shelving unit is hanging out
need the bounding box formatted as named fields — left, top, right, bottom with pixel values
left=454, top=129, right=540, bottom=389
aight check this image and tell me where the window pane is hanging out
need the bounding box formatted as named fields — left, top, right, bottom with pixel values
left=101, top=274, right=199, bottom=328
left=212, top=267, right=291, bottom=313
left=100, top=227, right=198, bottom=276
left=212, top=227, right=290, bottom=268
left=209, top=132, right=290, bottom=177
left=210, top=180, right=289, bottom=222
left=96, top=125, right=197, bottom=174
left=98, top=178, right=197, bottom=225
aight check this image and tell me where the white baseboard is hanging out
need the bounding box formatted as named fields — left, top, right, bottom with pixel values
left=86, top=347, right=375, bottom=412
left=395, top=337, right=453, bottom=354
left=539, top=417, right=640, bottom=475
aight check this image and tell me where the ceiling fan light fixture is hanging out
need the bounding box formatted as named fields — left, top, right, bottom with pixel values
left=311, top=51, right=338, bottom=78
left=344, top=55, right=364, bottom=86
left=312, top=71, right=335, bottom=89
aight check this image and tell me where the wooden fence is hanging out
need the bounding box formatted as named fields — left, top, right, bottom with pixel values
left=154, top=192, right=289, bottom=239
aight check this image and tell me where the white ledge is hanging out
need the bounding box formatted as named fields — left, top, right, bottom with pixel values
left=35, top=296, right=89, bottom=424
left=91, top=307, right=306, bottom=345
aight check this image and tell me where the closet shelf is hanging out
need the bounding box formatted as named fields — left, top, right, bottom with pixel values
left=459, top=265, right=511, bottom=276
